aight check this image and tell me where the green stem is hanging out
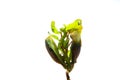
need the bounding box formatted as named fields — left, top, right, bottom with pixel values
left=66, top=71, right=70, bottom=80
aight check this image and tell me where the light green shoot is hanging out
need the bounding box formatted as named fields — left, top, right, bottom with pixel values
left=45, top=19, right=83, bottom=80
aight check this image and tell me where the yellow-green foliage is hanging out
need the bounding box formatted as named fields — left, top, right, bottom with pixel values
left=45, top=19, right=83, bottom=72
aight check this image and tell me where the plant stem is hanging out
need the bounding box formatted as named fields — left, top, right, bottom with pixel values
left=66, top=71, right=70, bottom=80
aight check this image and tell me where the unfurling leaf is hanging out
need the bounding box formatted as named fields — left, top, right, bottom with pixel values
left=51, top=21, right=59, bottom=34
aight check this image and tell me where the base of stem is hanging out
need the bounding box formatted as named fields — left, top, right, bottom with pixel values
left=66, top=71, right=70, bottom=80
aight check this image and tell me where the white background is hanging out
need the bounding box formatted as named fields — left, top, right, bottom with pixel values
left=0, top=0, right=120, bottom=80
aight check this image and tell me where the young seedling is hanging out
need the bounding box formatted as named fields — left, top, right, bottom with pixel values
left=45, top=19, right=83, bottom=80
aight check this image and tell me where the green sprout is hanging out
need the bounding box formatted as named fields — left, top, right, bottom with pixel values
left=45, top=19, right=83, bottom=80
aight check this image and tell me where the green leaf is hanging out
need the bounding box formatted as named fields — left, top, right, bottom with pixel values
left=51, top=21, right=59, bottom=34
